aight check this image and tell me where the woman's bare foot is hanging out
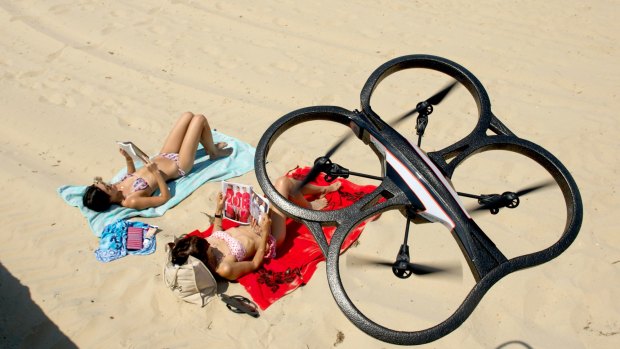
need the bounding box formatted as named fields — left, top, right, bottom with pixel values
left=310, top=196, right=329, bottom=210
left=321, top=181, right=342, bottom=194
left=210, top=142, right=233, bottom=159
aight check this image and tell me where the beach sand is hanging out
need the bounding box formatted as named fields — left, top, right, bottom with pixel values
left=1, top=1, right=618, bottom=348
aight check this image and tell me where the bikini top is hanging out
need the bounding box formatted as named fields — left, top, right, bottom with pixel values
left=211, top=231, right=247, bottom=262
left=117, top=173, right=149, bottom=192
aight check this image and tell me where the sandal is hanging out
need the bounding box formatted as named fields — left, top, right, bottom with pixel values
left=221, top=294, right=260, bottom=318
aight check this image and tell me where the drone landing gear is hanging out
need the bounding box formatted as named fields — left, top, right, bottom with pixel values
left=391, top=210, right=447, bottom=278
left=393, top=212, right=414, bottom=279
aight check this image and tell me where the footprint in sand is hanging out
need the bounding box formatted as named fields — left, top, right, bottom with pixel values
left=217, top=58, right=239, bottom=69
left=147, top=7, right=162, bottom=15
left=296, top=77, right=324, bottom=88
left=200, top=45, right=223, bottom=57
left=46, top=47, right=66, bottom=63
left=40, top=93, right=63, bottom=106
left=48, top=4, right=71, bottom=15
left=18, top=70, right=44, bottom=79
left=148, top=24, right=166, bottom=34
left=273, top=60, right=298, bottom=73
left=116, top=115, right=134, bottom=128
left=101, top=22, right=125, bottom=35
left=110, top=9, right=129, bottom=18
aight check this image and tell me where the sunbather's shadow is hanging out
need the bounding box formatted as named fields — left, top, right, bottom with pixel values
left=189, top=147, right=214, bottom=173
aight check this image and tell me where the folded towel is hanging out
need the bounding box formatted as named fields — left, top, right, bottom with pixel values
left=95, top=220, right=157, bottom=262
left=187, top=167, right=379, bottom=309
left=58, top=131, right=255, bottom=236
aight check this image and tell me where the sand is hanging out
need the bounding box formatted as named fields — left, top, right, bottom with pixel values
left=1, top=1, right=619, bottom=348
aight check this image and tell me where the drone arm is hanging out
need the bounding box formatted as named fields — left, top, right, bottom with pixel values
left=489, top=112, right=516, bottom=137
left=303, top=220, right=330, bottom=256
left=453, top=219, right=507, bottom=281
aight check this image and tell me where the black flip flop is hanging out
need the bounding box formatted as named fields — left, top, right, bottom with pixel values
left=221, top=294, right=260, bottom=318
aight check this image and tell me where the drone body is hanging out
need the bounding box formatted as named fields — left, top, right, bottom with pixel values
left=254, top=55, right=582, bottom=345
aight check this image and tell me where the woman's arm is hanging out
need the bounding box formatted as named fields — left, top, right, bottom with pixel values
left=256, top=214, right=270, bottom=253
left=216, top=258, right=262, bottom=281
left=119, top=149, right=136, bottom=174
left=123, top=162, right=171, bottom=210
left=213, top=192, right=225, bottom=231
left=216, top=244, right=265, bottom=281
left=216, top=215, right=271, bottom=280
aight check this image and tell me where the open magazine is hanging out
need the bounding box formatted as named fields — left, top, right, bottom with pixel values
left=222, top=181, right=270, bottom=225
left=117, top=141, right=150, bottom=163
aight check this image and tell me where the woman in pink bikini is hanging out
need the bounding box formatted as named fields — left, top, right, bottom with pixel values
left=83, top=112, right=232, bottom=212
left=170, top=176, right=341, bottom=280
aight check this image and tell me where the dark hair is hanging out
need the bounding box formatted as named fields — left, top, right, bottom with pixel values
left=82, top=185, right=112, bottom=212
left=170, top=236, right=210, bottom=266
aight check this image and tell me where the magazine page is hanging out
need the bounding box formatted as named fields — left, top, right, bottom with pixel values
left=117, top=141, right=150, bottom=163
left=250, top=191, right=270, bottom=224
left=222, top=181, right=253, bottom=225
left=221, top=181, right=271, bottom=224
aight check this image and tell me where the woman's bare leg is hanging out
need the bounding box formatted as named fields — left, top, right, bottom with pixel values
left=159, top=112, right=195, bottom=154
left=269, top=177, right=290, bottom=247
left=287, top=177, right=341, bottom=210
left=298, top=180, right=342, bottom=196
left=196, top=114, right=231, bottom=159
left=269, top=175, right=341, bottom=247
left=177, top=114, right=232, bottom=173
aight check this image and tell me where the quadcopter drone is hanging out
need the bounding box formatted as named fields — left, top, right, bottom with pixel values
left=254, top=55, right=582, bottom=345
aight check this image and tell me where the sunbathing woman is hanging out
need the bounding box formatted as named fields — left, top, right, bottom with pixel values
left=83, top=112, right=232, bottom=212
left=170, top=175, right=341, bottom=280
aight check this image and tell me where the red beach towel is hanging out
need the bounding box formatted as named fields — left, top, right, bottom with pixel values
left=187, top=167, right=378, bottom=309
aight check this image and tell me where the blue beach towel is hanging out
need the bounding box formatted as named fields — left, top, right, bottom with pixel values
left=58, top=131, right=255, bottom=236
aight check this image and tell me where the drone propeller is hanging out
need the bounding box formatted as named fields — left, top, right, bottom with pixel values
left=293, top=81, right=459, bottom=193
left=346, top=254, right=462, bottom=279
left=391, top=80, right=459, bottom=126
left=465, top=180, right=556, bottom=215
left=514, top=180, right=554, bottom=197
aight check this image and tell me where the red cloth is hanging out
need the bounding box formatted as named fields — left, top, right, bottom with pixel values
left=187, top=167, right=378, bottom=309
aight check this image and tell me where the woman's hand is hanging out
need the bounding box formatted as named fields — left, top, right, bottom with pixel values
left=119, top=148, right=136, bottom=174
left=258, top=214, right=271, bottom=239
left=255, top=214, right=271, bottom=252
left=119, top=148, right=131, bottom=160
left=212, top=192, right=225, bottom=231
left=251, top=214, right=270, bottom=268
left=250, top=216, right=260, bottom=234
left=216, top=192, right=225, bottom=213
left=145, top=161, right=159, bottom=173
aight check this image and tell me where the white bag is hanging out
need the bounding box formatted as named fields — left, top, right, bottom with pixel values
left=163, top=253, right=217, bottom=307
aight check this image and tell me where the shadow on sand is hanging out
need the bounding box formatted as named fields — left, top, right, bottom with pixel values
left=496, top=340, right=534, bottom=349
left=0, top=262, right=77, bottom=349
